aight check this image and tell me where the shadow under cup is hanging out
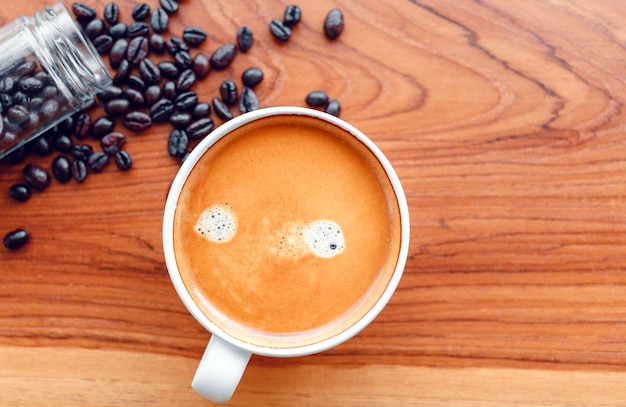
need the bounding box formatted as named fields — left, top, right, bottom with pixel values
left=163, top=107, right=409, bottom=355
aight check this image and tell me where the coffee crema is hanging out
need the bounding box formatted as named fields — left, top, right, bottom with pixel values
left=173, top=114, right=402, bottom=348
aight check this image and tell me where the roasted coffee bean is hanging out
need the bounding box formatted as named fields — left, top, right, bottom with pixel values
left=93, top=35, right=114, bottom=54
left=85, top=18, right=106, bottom=39
left=239, top=87, right=259, bottom=113
left=325, top=99, right=341, bottom=117
left=27, top=112, right=40, bottom=128
left=269, top=19, right=291, bottom=42
left=25, top=97, right=45, bottom=110
left=144, top=85, right=161, bottom=106
left=162, top=81, right=177, bottom=99
left=132, top=3, right=151, bottom=21
left=192, top=53, right=210, bottom=79
left=124, top=88, right=145, bottom=106
left=242, top=67, right=264, bottom=88
left=14, top=61, right=38, bottom=78
left=3, top=229, right=29, bottom=250
left=72, top=2, right=96, bottom=22
left=8, top=105, right=29, bottom=126
left=210, top=44, right=237, bottom=69
left=182, top=26, right=207, bottom=47
left=151, top=8, right=169, bottom=33
left=108, top=22, right=128, bottom=39
left=113, top=59, right=130, bottom=85
left=127, top=36, right=149, bottom=65
left=176, top=69, right=196, bottom=92
left=219, top=80, right=238, bottom=105
left=71, top=159, right=88, bottom=182
left=73, top=112, right=92, bottom=139
left=192, top=102, right=211, bottom=119
left=8, top=183, right=31, bottom=202
left=71, top=144, right=94, bottom=161
left=109, top=38, right=128, bottom=69
left=87, top=151, right=109, bottom=173
left=168, top=128, right=189, bottom=157
left=0, top=77, right=15, bottom=93
left=52, top=155, right=72, bottom=183
left=174, top=51, right=193, bottom=70
left=100, top=131, right=126, bottom=155
left=138, top=59, right=161, bottom=84
left=19, top=77, right=43, bottom=94
left=40, top=85, right=59, bottom=99
left=150, top=33, right=166, bottom=53
left=212, top=97, right=233, bottom=121
left=23, top=164, right=50, bottom=190
left=126, top=75, right=146, bottom=91
left=27, top=135, right=52, bottom=155
left=150, top=98, right=175, bottom=122
left=158, top=61, right=180, bottom=79
left=33, top=71, right=50, bottom=84
left=127, top=22, right=150, bottom=38
left=166, top=36, right=189, bottom=55
left=169, top=112, right=192, bottom=129
left=91, top=116, right=116, bottom=139
left=284, top=5, right=302, bottom=27
left=123, top=111, right=152, bottom=132
left=324, top=8, right=344, bottom=40
left=105, top=98, right=130, bottom=117
left=236, top=26, right=253, bottom=52
left=174, top=91, right=198, bottom=111
left=40, top=99, right=60, bottom=120
left=305, top=90, right=329, bottom=107
left=0, top=93, right=13, bottom=109
left=103, top=2, right=120, bottom=24
left=114, top=150, right=132, bottom=171
left=52, top=134, right=73, bottom=152
left=186, top=117, right=214, bottom=139
left=97, top=85, right=124, bottom=102
left=160, top=0, right=179, bottom=14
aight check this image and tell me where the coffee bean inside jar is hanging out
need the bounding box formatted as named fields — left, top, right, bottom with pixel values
left=0, top=3, right=111, bottom=159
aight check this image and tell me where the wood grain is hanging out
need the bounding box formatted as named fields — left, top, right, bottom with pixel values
left=2, top=0, right=626, bottom=405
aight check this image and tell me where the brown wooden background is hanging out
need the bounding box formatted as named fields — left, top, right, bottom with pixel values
left=2, top=0, right=626, bottom=405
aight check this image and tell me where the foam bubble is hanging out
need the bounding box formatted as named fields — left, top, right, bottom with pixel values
left=302, top=220, right=345, bottom=258
left=195, top=204, right=237, bottom=243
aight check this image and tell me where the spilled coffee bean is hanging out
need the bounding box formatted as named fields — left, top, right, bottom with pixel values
left=210, top=44, right=237, bottom=69
left=23, top=164, right=50, bottom=190
left=242, top=67, right=264, bottom=88
left=52, top=156, right=72, bottom=183
left=168, top=128, right=189, bottom=157
left=87, top=151, right=109, bottom=173
left=270, top=19, right=291, bottom=42
left=305, top=90, right=329, bottom=107
left=182, top=27, right=207, bottom=47
left=115, top=150, right=133, bottom=171
left=8, top=184, right=31, bottom=202
left=236, top=26, right=253, bottom=52
left=239, top=87, right=259, bottom=113
left=3, top=229, right=29, bottom=250
left=324, top=8, right=344, bottom=40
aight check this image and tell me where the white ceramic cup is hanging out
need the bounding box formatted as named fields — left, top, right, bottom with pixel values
left=162, top=106, right=410, bottom=403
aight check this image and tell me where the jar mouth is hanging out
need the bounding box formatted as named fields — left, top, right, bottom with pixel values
left=32, top=3, right=111, bottom=108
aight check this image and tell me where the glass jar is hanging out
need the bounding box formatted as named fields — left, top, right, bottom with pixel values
left=0, top=2, right=111, bottom=159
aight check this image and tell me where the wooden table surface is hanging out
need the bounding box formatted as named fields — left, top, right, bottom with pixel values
left=2, top=0, right=626, bottom=405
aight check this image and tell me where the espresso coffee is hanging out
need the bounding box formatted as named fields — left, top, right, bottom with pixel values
left=172, top=114, right=402, bottom=348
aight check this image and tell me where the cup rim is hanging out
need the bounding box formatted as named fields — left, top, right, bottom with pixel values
left=162, top=106, right=410, bottom=357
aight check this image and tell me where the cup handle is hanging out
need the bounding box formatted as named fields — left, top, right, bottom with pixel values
left=192, top=335, right=252, bottom=403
